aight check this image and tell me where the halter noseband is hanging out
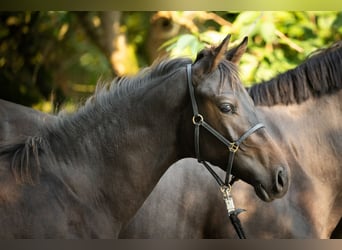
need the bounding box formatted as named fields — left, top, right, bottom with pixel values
left=186, top=64, right=265, bottom=239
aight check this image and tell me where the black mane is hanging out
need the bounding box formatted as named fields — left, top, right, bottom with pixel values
left=0, top=57, right=192, bottom=185
left=249, top=40, right=342, bottom=106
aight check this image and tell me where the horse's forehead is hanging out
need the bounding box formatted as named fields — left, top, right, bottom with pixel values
left=200, top=78, right=241, bottom=98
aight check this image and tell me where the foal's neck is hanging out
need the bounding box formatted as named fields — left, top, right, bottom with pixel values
left=48, top=68, right=189, bottom=228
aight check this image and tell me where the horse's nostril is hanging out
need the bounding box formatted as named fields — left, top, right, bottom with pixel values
left=278, top=170, right=284, bottom=187
left=275, top=167, right=287, bottom=193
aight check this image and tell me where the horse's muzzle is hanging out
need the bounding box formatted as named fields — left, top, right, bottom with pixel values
left=254, top=166, right=289, bottom=202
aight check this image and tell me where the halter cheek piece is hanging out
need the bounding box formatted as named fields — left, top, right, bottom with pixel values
left=186, top=64, right=264, bottom=239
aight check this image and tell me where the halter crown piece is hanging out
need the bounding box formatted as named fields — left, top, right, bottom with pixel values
left=186, top=64, right=265, bottom=239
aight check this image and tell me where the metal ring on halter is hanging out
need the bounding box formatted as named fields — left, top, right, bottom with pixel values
left=192, top=114, right=204, bottom=125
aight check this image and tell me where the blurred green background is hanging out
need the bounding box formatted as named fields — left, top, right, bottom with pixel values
left=0, top=11, right=341, bottom=112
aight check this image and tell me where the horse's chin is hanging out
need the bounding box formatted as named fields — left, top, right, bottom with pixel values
left=254, top=183, right=273, bottom=202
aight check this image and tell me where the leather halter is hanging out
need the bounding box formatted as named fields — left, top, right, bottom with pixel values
left=186, top=64, right=265, bottom=239
left=186, top=64, right=265, bottom=189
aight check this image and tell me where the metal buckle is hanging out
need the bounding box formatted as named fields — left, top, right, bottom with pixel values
left=192, top=114, right=204, bottom=125
left=228, top=142, right=239, bottom=153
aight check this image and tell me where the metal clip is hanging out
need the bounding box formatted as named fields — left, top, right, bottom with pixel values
left=220, top=185, right=236, bottom=214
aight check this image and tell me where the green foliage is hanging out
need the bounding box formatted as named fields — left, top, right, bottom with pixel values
left=163, top=11, right=342, bottom=85
left=122, top=12, right=152, bottom=66
left=162, top=34, right=205, bottom=59
left=1, top=11, right=341, bottom=111
left=0, top=11, right=112, bottom=110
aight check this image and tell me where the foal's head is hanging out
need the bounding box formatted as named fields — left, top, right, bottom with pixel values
left=183, top=35, right=289, bottom=201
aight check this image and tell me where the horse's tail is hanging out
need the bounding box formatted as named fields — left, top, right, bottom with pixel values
left=0, top=136, right=45, bottom=185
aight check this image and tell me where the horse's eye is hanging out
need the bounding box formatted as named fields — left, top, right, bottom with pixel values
left=219, top=103, right=235, bottom=114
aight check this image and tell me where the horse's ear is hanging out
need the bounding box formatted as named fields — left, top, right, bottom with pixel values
left=209, top=34, right=231, bottom=72
left=225, top=36, right=248, bottom=64
left=193, top=34, right=231, bottom=77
